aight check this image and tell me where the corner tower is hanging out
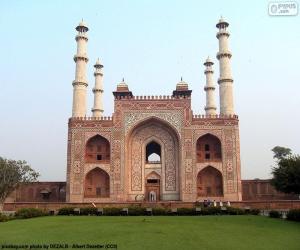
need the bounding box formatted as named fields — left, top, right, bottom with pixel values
left=216, top=17, right=234, bottom=115
left=72, top=20, right=89, bottom=117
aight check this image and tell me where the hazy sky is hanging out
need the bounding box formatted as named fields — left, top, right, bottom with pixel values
left=0, top=0, right=299, bottom=181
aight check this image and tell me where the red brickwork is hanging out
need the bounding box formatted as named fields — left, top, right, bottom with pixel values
left=66, top=89, right=243, bottom=202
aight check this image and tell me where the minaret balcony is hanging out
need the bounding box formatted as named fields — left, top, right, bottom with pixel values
left=204, top=106, right=217, bottom=111
left=204, top=86, right=215, bottom=91
left=72, top=80, right=88, bottom=87
left=204, top=69, right=214, bottom=74
left=216, top=31, right=230, bottom=39
left=217, top=78, right=233, bottom=84
left=75, top=34, right=88, bottom=41
left=216, top=51, right=232, bottom=59
left=92, top=88, right=104, bottom=93
left=73, top=54, right=89, bottom=62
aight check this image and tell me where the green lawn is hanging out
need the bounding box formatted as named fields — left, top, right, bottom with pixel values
left=0, top=216, right=299, bottom=250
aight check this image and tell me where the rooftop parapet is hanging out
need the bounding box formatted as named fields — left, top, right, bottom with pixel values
left=114, top=95, right=191, bottom=100
left=70, top=116, right=112, bottom=121
left=192, top=114, right=238, bottom=119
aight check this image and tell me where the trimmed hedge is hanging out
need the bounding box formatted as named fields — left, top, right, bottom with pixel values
left=203, top=207, right=222, bottom=215
left=152, top=207, right=168, bottom=215
left=286, top=209, right=300, bottom=222
left=55, top=206, right=261, bottom=216
left=269, top=210, right=281, bottom=218
left=15, top=208, right=47, bottom=219
left=57, top=207, right=75, bottom=215
left=103, top=207, right=122, bottom=216
left=80, top=207, right=98, bottom=215
left=177, top=208, right=196, bottom=216
left=249, top=209, right=260, bottom=215
left=128, top=206, right=146, bottom=216
left=0, top=214, right=10, bottom=222
left=226, top=207, right=246, bottom=215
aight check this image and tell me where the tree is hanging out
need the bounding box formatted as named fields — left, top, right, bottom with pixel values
left=0, top=157, right=39, bottom=211
left=271, top=146, right=292, bottom=160
left=271, top=148, right=300, bottom=195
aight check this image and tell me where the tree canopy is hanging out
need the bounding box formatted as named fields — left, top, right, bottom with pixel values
left=0, top=157, right=39, bottom=208
left=271, top=147, right=300, bottom=194
left=271, top=146, right=292, bottom=160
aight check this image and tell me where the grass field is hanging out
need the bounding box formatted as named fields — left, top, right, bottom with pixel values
left=0, top=215, right=299, bottom=250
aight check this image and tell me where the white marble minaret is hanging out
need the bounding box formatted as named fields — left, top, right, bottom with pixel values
left=92, top=59, right=104, bottom=117
left=204, top=57, right=217, bottom=115
left=72, top=20, right=89, bottom=117
left=216, top=17, right=234, bottom=115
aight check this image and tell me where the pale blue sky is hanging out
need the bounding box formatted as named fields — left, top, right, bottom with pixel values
left=0, top=0, right=299, bottom=181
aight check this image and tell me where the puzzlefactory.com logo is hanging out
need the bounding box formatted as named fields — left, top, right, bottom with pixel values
left=269, top=1, right=298, bottom=15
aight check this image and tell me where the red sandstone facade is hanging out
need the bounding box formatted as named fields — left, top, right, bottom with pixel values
left=66, top=84, right=242, bottom=203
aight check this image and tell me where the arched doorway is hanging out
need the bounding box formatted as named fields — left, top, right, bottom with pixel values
left=126, top=118, right=180, bottom=201
left=197, top=166, right=223, bottom=197
left=146, top=141, right=161, bottom=163
left=145, top=172, right=161, bottom=202
left=85, top=135, right=110, bottom=163
left=84, top=168, right=110, bottom=198
left=196, top=134, right=222, bottom=162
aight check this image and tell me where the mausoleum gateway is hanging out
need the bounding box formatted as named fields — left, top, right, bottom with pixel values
left=66, top=18, right=242, bottom=203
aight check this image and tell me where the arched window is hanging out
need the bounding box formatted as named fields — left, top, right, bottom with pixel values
left=196, top=134, right=221, bottom=162
left=197, top=166, right=223, bottom=197
left=146, top=141, right=161, bottom=163
left=85, top=135, right=110, bottom=163
left=84, top=168, right=110, bottom=198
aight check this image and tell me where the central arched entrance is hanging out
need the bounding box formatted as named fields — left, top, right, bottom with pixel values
left=126, top=118, right=180, bottom=201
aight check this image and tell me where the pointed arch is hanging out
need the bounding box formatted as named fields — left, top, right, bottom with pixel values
left=126, top=117, right=180, bottom=201
left=85, top=134, right=110, bottom=163
left=127, top=116, right=181, bottom=141
left=197, top=166, right=223, bottom=197
left=146, top=141, right=161, bottom=163
left=196, top=133, right=222, bottom=162
left=146, top=171, right=161, bottom=180
left=84, top=167, right=110, bottom=198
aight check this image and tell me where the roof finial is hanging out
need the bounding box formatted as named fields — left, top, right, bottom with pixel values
left=181, top=76, right=183, bottom=82
left=122, top=77, right=124, bottom=82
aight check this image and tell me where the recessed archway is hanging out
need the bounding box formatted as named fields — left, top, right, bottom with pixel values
left=85, top=135, right=110, bottom=163
left=84, top=168, right=110, bottom=198
left=197, top=166, right=223, bottom=197
left=126, top=117, right=180, bottom=201
left=196, top=134, right=222, bottom=162
left=146, top=141, right=161, bottom=163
